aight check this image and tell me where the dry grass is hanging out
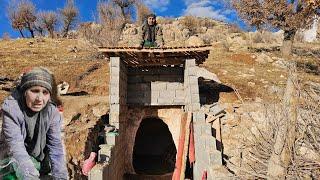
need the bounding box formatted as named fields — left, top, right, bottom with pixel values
left=225, top=66, right=320, bottom=179
left=0, top=38, right=109, bottom=103
left=1, top=28, right=320, bottom=179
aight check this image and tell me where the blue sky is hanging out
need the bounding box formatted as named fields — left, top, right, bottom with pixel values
left=0, top=0, right=244, bottom=38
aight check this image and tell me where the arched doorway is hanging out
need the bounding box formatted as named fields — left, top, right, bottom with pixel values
left=133, top=117, right=176, bottom=175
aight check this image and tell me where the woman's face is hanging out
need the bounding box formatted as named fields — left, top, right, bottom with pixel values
left=25, top=86, right=51, bottom=112
left=147, top=16, right=156, bottom=26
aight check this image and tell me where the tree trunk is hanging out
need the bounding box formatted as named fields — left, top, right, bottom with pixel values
left=267, top=64, right=297, bottom=179
left=30, top=29, right=35, bottom=38
left=62, top=23, right=70, bottom=38
left=18, top=29, right=25, bottom=38
left=281, top=30, right=296, bottom=58
left=120, top=6, right=126, bottom=20
left=49, top=29, right=54, bottom=38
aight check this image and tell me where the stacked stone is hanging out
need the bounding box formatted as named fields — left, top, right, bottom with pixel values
left=90, top=57, right=127, bottom=180
left=184, top=59, right=222, bottom=180
left=127, top=67, right=185, bottom=105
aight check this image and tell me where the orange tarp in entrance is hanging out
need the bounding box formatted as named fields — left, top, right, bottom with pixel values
left=172, top=112, right=194, bottom=180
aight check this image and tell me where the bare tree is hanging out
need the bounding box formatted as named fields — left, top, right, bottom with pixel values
left=34, top=14, right=46, bottom=37
left=112, top=0, right=136, bottom=22
left=7, top=7, right=25, bottom=38
left=232, top=0, right=320, bottom=57
left=135, top=1, right=151, bottom=25
left=18, top=0, right=37, bottom=38
left=60, top=0, right=79, bottom=37
left=7, top=0, right=37, bottom=38
left=96, top=1, right=123, bottom=46
left=38, top=11, right=58, bottom=38
left=232, top=0, right=266, bottom=31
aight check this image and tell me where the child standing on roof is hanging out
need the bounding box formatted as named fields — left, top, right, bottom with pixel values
left=138, top=13, right=164, bottom=48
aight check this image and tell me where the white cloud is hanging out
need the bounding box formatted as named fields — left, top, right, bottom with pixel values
left=183, top=0, right=230, bottom=21
left=143, top=0, right=170, bottom=12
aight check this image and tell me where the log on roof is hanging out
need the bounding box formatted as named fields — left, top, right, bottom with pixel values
left=98, top=45, right=212, bottom=66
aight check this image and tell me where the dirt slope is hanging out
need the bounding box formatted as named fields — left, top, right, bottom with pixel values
left=0, top=37, right=319, bottom=179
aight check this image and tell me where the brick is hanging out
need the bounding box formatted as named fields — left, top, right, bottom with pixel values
left=110, top=57, right=120, bottom=67
left=197, top=141, right=209, bottom=161
left=205, top=136, right=217, bottom=150
left=175, top=89, right=184, bottom=98
left=191, top=103, right=200, bottom=111
left=105, top=133, right=117, bottom=146
left=185, top=59, right=196, bottom=66
left=159, top=90, right=175, bottom=99
left=109, top=84, right=117, bottom=92
left=191, top=93, right=200, bottom=102
left=185, top=95, right=191, bottom=104
left=110, top=75, right=119, bottom=85
left=190, top=84, right=199, bottom=94
left=110, top=104, right=120, bottom=113
left=110, top=95, right=119, bottom=104
left=157, top=97, right=173, bottom=105
left=201, top=124, right=212, bottom=136
left=89, top=164, right=105, bottom=180
left=151, top=82, right=167, bottom=91
left=113, top=122, right=120, bottom=129
left=189, top=75, right=198, bottom=83
left=209, top=150, right=222, bottom=165
left=173, top=98, right=185, bottom=104
left=188, top=67, right=198, bottom=76
left=193, top=112, right=205, bottom=121
left=193, top=123, right=202, bottom=136
left=111, top=67, right=120, bottom=77
left=109, top=113, right=119, bottom=124
left=151, top=91, right=160, bottom=104
left=167, top=82, right=183, bottom=90
left=209, top=104, right=225, bottom=116
left=98, top=144, right=113, bottom=162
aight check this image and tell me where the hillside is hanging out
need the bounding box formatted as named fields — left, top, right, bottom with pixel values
left=0, top=17, right=320, bottom=179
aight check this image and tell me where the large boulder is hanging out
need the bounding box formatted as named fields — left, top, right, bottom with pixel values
left=255, top=53, right=274, bottom=64
left=186, top=36, right=204, bottom=46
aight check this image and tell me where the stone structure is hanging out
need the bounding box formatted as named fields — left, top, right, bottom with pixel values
left=89, top=46, right=223, bottom=179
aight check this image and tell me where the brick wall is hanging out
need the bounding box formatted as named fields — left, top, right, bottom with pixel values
left=89, top=57, right=127, bottom=180
left=184, top=59, right=222, bottom=180
left=127, top=67, right=185, bottom=105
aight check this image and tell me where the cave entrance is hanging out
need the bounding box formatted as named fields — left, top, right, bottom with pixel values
left=133, top=117, right=177, bottom=175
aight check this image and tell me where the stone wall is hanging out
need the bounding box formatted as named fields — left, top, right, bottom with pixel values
left=184, top=59, right=221, bottom=180
left=127, top=67, right=185, bottom=105
left=90, top=57, right=222, bottom=180
left=89, top=57, right=127, bottom=180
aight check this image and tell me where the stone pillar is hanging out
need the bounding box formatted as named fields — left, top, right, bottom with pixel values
left=89, top=57, right=127, bottom=180
left=184, top=59, right=220, bottom=180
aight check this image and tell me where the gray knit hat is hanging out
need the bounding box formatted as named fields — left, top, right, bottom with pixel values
left=147, top=13, right=156, bottom=18
left=19, top=67, right=53, bottom=94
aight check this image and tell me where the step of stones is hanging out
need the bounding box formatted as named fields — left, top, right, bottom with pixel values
left=88, top=163, right=106, bottom=180
left=105, top=132, right=118, bottom=146
left=98, top=144, right=113, bottom=162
